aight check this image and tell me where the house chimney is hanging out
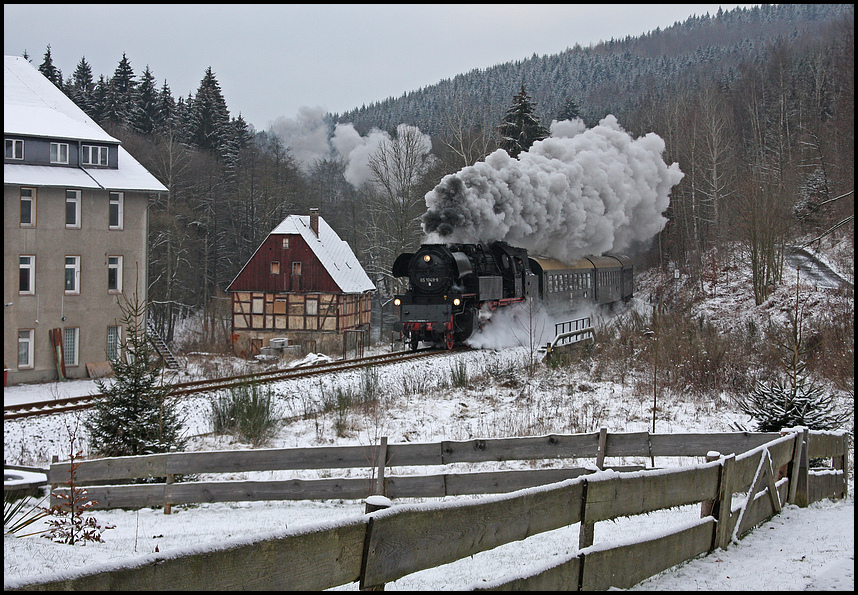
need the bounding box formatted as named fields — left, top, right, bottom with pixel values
left=309, top=208, right=319, bottom=237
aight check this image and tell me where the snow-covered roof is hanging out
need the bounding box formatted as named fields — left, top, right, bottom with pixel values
left=271, top=214, right=375, bottom=293
left=3, top=55, right=167, bottom=192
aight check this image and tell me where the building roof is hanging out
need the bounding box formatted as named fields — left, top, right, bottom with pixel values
left=3, top=55, right=167, bottom=192
left=230, top=214, right=376, bottom=294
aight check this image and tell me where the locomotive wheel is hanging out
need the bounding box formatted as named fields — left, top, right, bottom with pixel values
left=444, top=333, right=455, bottom=350
left=409, top=335, right=419, bottom=351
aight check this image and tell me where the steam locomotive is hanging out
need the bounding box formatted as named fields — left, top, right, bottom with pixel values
left=392, top=241, right=633, bottom=350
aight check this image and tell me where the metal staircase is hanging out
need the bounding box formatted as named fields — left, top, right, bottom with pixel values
left=147, top=322, right=181, bottom=369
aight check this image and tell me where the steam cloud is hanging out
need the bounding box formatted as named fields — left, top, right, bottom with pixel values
left=422, top=116, right=684, bottom=261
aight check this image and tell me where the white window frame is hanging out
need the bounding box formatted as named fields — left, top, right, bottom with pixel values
left=107, top=325, right=121, bottom=361
left=50, top=142, right=69, bottom=164
left=108, top=255, right=123, bottom=293
left=81, top=145, right=108, bottom=166
left=19, top=255, right=35, bottom=295
left=66, top=189, right=81, bottom=228
left=20, top=187, right=36, bottom=227
left=109, top=192, right=124, bottom=229
left=18, top=329, right=34, bottom=369
left=6, top=138, right=24, bottom=160
left=65, top=255, right=81, bottom=294
left=63, top=327, right=79, bottom=367
left=306, top=298, right=318, bottom=316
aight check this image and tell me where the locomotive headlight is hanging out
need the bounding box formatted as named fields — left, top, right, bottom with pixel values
left=423, top=254, right=432, bottom=262
left=394, top=298, right=401, bottom=306
left=453, top=298, right=461, bottom=306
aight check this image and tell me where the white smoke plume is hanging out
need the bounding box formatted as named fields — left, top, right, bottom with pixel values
left=331, top=123, right=391, bottom=187
left=422, top=116, right=684, bottom=261
left=269, top=106, right=333, bottom=171
left=270, top=108, right=433, bottom=188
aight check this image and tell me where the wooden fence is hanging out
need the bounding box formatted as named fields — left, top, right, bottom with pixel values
left=10, top=428, right=848, bottom=591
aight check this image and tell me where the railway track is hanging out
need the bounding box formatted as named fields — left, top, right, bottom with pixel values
left=4, top=348, right=453, bottom=420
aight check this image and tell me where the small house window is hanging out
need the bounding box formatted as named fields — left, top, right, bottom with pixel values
left=6, top=138, right=24, bottom=160
left=19, top=255, right=35, bottom=294
left=292, top=262, right=302, bottom=275
left=20, top=187, right=35, bottom=227
left=109, top=192, right=123, bottom=229
left=50, top=142, right=69, bottom=164
left=82, top=145, right=108, bottom=166
left=282, top=238, right=289, bottom=249
left=66, top=190, right=81, bottom=228
left=270, top=261, right=280, bottom=274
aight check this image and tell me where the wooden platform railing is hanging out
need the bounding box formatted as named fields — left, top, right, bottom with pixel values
left=11, top=428, right=848, bottom=591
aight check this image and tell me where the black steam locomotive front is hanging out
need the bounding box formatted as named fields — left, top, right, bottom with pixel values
left=392, top=242, right=530, bottom=349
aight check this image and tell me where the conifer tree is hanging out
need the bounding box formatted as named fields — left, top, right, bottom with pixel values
left=557, top=96, right=582, bottom=122
left=69, top=57, right=95, bottom=116
left=38, top=45, right=63, bottom=90
left=89, top=75, right=110, bottom=124
left=155, top=80, right=176, bottom=133
left=497, top=85, right=549, bottom=158
left=133, top=65, right=159, bottom=135
left=190, top=66, right=230, bottom=154
left=85, top=286, right=186, bottom=458
left=105, top=53, right=137, bottom=127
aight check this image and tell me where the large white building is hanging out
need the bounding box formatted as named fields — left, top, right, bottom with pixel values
left=4, top=55, right=167, bottom=384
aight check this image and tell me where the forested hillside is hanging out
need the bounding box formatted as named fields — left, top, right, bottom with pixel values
left=25, top=3, right=853, bottom=354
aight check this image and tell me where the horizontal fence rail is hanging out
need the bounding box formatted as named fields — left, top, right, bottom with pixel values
left=11, top=428, right=847, bottom=591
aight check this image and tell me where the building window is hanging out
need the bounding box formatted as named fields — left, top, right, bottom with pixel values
left=18, top=329, right=34, bottom=369
left=20, top=187, right=36, bottom=227
left=6, top=138, right=24, bottom=160
left=81, top=145, right=108, bottom=166
left=282, top=238, right=289, bottom=249
left=270, top=261, right=280, bottom=275
left=306, top=299, right=318, bottom=316
left=50, top=142, right=69, bottom=164
left=65, top=255, right=80, bottom=294
left=108, top=255, right=123, bottom=293
left=107, top=326, right=121, bottom=361
left=109, top=192, right=123, bottom=229
left=66, top=190, right=81, bottom=228
left=292, top=262, right=302, bottom=275
left=64, top=327, right=79, bottom=367
left=19, top=255, right=35, bottom=294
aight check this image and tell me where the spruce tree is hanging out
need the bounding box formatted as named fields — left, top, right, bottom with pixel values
left=105, top=53, right=138, bottom=127
left=69, top=57, right=95, bottom=116
left=85, top=287, right=185, bottom=458
left=190, top=66, right=230, bottom=154
left=132, top=65, right=159, bottom=135
left=557, top=96, right=582, bottom=122
left=497, top=84, right=549, bottom=158
left=155, top=80, right=176, bottom=133
left=37, top=45, right=63, bottom=90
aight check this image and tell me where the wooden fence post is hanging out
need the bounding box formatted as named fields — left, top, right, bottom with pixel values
left=578, top=428, right=607, bottom=550
left=713, top=453, right=735, bottom=551
left=834, top=434, right=847, bottom=499
left=375, top=437, right=388, bottom=497
left=361, top=496, right=392, bottom=591
left=700, top=451, right=720, bottom=518
left=792, top=429, right=809, bottom=507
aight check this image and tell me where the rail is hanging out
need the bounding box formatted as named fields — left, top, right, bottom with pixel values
left=10, top=428, right=848, bottom=591
left=3, top=348, right=449, bottom=420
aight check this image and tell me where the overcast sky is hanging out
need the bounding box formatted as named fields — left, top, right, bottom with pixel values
left=5, top=4, right=752, bottom=132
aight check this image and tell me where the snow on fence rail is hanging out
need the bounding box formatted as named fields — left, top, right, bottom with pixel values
left=9, top=428, right=847, bottom=591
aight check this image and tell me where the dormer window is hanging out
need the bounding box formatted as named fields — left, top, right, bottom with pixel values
left=82, top=145, right=108, bottom=166
left=5, top=138, right=24, bottom=160
left=50, top=142, right=69, bottom=164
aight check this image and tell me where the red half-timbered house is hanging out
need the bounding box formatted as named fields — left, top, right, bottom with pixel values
left=226, top=209, right=375, bottom=357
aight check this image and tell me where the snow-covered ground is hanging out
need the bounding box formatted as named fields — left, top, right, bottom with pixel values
left=4, top=239, right=853, bottom=590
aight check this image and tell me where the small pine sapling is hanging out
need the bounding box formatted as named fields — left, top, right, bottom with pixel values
left=40, top=449, right=115, bottom=545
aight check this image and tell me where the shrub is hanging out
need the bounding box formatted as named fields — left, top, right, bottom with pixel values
left=210, top=379, right=280, bottom=446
